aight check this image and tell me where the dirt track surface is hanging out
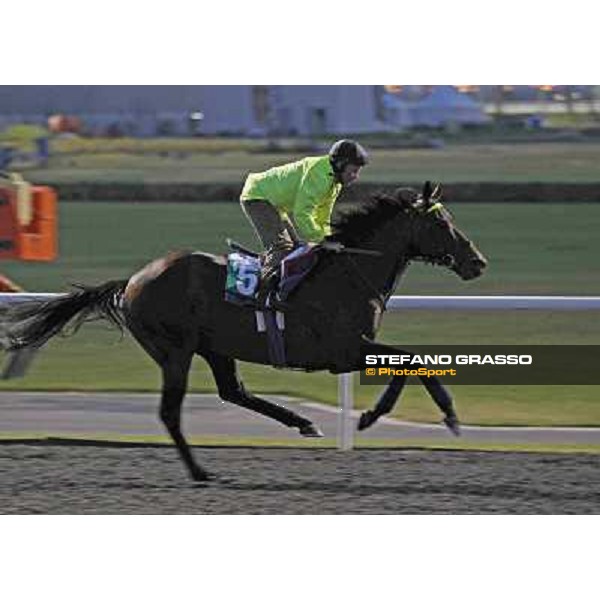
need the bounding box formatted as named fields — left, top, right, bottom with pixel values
left=1, top=444, right=598, bottom=514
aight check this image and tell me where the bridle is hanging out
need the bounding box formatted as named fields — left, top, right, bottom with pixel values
left=408, top=200, right=458, bottom=269
left=335, top=199, right=458, bottom=312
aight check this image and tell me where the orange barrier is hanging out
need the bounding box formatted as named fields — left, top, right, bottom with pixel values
left=0, top=182, right=57, bottom=261
left=0, top=187, right=18, bottom=259
left=16, top=186, right=58, bottom=261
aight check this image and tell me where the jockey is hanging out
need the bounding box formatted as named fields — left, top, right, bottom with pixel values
left=240, top=139, right=368, bottom=299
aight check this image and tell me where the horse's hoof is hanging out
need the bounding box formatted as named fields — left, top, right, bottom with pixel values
left=443, top=416, right=461, bottom=437
left=190, top=468, right=215, bottom=482
left=299, top=423, right=324, bottom=438
left=357, top=410, right=378, bottom=431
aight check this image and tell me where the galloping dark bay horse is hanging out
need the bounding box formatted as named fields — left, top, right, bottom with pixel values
left=0, top=182, right=487, bottom=481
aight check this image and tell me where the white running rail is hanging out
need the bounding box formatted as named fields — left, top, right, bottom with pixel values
left=3, top=293, right=600, bottom=448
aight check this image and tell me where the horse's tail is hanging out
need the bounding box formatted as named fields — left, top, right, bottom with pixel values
left=0, top=280, right=129, bottom=351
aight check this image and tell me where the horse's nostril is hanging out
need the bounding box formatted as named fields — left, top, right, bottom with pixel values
left=441, top=255, right=455, bottom=267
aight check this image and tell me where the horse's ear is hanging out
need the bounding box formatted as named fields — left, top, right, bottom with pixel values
left=422, top=181, right=433, bottom=203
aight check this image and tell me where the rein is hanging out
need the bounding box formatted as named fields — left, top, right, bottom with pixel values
left=339, top=251, right=409, bottom=314
left=340, top=254, right=387, bottom=311
left=338, top=248, right=454, bottom=314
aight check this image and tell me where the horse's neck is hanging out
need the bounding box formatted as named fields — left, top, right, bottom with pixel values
left=347, top=249, right=408, bottom=301
left=347, top=222, right=412, bottom=295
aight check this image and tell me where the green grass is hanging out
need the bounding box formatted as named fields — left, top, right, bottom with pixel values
left=4, top=201, right=600, bottom=295
left=23, top=142, right=600, bottom=185
left=1, top=202, right=600, bottom=427
left=1, top=433, right=599, bottom=453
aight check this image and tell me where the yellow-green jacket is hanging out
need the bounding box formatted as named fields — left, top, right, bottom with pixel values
left=240, top=155, right=342, bottom=242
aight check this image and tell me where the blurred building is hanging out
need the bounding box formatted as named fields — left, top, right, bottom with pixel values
left=0, top=85, right=490, bottom=136
left=0, top=85, right=394, bottom=137
left=6, top=85, right=588, bottom=136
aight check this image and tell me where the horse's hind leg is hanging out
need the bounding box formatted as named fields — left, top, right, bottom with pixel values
left=127, top=321, right=210, bottom=481
left=159, top=350, right=213, bottom=481
left=202, top=351, right=323, bottom=437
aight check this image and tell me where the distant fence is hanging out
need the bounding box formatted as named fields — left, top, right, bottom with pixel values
left=2, top=293, right=600, bottom=449
left=32, top=182, right=600, bottom=204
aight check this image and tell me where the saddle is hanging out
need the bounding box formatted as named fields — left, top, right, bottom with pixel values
left=224, top=240, right=320, bottom=368
left=225, top=240, right=320, bottom=309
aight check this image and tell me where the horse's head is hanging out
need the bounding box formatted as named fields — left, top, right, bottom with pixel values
left=403, top=182, right=487, bottom=281
left=330, top=182, right=487, bottom=280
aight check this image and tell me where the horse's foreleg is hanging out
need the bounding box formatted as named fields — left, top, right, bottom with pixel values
left=357, top=374, right=407, bottom=431
left=357, top=339, right=412, bottom=430
left=159, top=352, right=211, bottom=481
left=202, top=351, right=323, bottom=437
left=418, top=374, right=461, bottom=435
left=357, top=340, right=460, bottom=435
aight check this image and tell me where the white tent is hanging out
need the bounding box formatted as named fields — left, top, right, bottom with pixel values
left=382, top=93, right=413, bottom=130
left=410, top=86, right=489, bottom=127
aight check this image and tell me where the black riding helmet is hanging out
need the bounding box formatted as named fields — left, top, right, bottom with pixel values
left=329, top=139, right=369, bottom=174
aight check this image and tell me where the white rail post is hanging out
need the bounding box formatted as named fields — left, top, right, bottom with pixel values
left=338, top=372, right=354, bottom=451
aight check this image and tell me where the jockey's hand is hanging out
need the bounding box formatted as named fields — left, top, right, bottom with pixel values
left=320, top=241, right=345, bottom=253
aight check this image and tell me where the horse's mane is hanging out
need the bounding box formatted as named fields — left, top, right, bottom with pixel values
left=330, top=187, right=419, bottom=245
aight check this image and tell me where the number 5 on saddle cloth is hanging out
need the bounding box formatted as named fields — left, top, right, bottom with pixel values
left=225, top=244, right=320, bottom=307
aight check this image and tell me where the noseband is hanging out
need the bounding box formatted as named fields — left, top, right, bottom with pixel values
left=410, top=200, right=457, bottom=269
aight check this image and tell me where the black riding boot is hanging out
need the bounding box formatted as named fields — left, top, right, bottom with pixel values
left=256, top=271, right=279, bottom=308
left=255, top=254, right=282, bottom=309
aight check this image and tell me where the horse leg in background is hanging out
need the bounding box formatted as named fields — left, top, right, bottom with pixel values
left=418, top=374, right=461, bottom=435
left=202, top=351, right=324, bottom=437
left=357, top=340, right=461, bottom=436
